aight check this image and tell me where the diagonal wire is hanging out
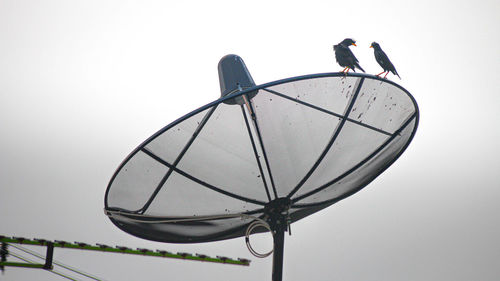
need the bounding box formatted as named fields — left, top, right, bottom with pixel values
left=9, top=244, right=105, bottom=281
left=243, top=95, right=279, bottom=199
left=240, top=104, right=272, bottom=201
left=8, top=250, right=82, bottom=281
left=262, top=88, right=392, bottom=136
left=286, top=77, right=365, bottom=198
left=140, top=147, right=267, bottom=206
left=290, top=112, right=417, bottom=204
left=138, top=104, right=219, bottom=213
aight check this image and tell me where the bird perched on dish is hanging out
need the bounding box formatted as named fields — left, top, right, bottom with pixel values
left=370, top=42, right=400, bottom=79
left=333, top=38, right=365, bottom=74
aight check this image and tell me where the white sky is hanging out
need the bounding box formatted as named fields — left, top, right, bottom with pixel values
left=1, top=0, right=499, bottom=280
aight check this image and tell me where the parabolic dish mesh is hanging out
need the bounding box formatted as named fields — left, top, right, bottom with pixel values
left=105, top=73, right=419, bottom=243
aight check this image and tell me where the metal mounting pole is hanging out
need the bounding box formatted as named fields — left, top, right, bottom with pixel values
left=264, top=197, right=291, bottom=281
left=0, top=242, right=7, bottom=273
left=43, top=242, right=54, bottom=270
left=272, top=225, right=285, bottom=281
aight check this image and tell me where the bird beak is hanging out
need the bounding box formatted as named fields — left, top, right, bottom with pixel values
left=351, top=43, right=357, bottom=46
left=369, top=45, right=373, bottom=48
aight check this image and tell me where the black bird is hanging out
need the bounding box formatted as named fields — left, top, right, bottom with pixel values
left=333, top=38, right=365, bottom=74
left=370, top=42, right=400, bottom=79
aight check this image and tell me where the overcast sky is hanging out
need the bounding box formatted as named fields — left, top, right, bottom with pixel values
left=1, top=0, right=500, bottom=280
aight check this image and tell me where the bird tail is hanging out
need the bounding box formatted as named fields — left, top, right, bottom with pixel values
left=393, top=70, right=401, bottom=79
left=356, top=63, right=365, bottom=73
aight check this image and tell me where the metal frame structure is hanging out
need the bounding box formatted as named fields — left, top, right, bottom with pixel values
left=106, top=74, right=418, bottom=215
left=104, top=55, right=419, bottom=281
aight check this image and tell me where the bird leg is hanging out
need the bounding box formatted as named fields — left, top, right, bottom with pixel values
left=341, top=67, right=351, bottom=79
left=383, top=71, right=389, bottom=79
left=376, top=71, right=386, bottom=77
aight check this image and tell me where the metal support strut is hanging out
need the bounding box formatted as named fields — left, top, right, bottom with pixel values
left=43, top=242, right=54, bottom=270
left=0, top=242, right=7, bottom=272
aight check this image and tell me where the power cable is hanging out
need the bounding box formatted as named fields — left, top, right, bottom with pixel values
left=8, top=250, right=82, bottom=281
left=245, top=220, right=273, bottom=258
left=9, top=243, right=105, bottom=281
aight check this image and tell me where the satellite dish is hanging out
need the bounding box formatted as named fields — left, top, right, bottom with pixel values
left=105, top=55, right=419, bottom=281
